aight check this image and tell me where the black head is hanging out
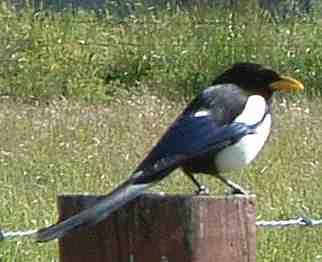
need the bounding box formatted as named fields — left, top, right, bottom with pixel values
left=213, top=62, right=304, bottom=99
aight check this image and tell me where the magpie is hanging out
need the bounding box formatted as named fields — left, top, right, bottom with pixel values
left=34, top=62, right=304, bottom=242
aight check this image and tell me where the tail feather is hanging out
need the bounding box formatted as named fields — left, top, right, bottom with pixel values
left=34, top=153, right=182, bottom=242
left=34, top=171, right=152, bottom=242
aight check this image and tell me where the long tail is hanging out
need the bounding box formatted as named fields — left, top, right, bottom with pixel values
left=33, top=170, right=163, bottom=242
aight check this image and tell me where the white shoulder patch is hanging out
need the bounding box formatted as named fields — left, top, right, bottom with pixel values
left=234, top=95, right=267, bottom=125
left=193, top=110, right=210, bottom=117
left=203, top=83, right=239, bottom=94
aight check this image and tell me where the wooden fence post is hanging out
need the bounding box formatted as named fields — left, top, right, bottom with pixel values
left=58, top=193, right=256, bottom=262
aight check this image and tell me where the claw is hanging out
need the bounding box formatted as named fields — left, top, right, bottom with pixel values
left=196, top=185, right=210, bottom=195
left=231, top=185, right=249, bottom=195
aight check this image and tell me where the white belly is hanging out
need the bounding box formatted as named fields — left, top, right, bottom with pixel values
left=214, top=95, right=272, bottom=172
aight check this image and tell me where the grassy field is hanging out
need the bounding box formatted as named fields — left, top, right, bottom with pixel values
left=0, top=3, right=322, bottom=262
left=1, top=4, right=322, bottom=101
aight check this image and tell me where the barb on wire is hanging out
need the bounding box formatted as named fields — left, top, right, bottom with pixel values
left=256, top=216, right=322, bottom=228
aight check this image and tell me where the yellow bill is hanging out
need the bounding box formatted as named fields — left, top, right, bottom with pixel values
left=270, top=76, right=304, bottom=92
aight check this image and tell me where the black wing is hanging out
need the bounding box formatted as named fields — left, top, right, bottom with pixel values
left=134, top=84, right=248, bottom=180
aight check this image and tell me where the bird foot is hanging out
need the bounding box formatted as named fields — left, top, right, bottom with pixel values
left=220, top=178, right=249, bottom=195
left=231, top=185, right=249, bottom=195
left=196, top=185, right=210, bottom=195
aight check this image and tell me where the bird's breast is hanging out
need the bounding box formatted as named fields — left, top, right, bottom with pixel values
left=214, top=113, right=272, bottom=172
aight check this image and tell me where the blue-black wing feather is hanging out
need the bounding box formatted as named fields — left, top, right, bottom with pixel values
left=135, top=84, right=248, bottom=177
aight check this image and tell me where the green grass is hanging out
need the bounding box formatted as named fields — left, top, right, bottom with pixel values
left=1, top=5, right=322, bottom=101
left=0, top=3, right=322, bottom=262
left=0, top=95, right=321, bottom=261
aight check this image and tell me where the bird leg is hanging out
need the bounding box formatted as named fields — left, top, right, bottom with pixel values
left=185, top=172, right=209, bottom=195
left=215, top=174, right=248, bottom=195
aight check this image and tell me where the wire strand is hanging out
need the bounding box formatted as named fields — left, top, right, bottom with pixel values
left=1, top=216, right=322, bottom=242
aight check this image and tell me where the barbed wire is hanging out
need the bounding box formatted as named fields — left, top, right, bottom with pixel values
left=0, top=228, right=36, bottom=241
left=1, top=216, right=321, bottom=242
